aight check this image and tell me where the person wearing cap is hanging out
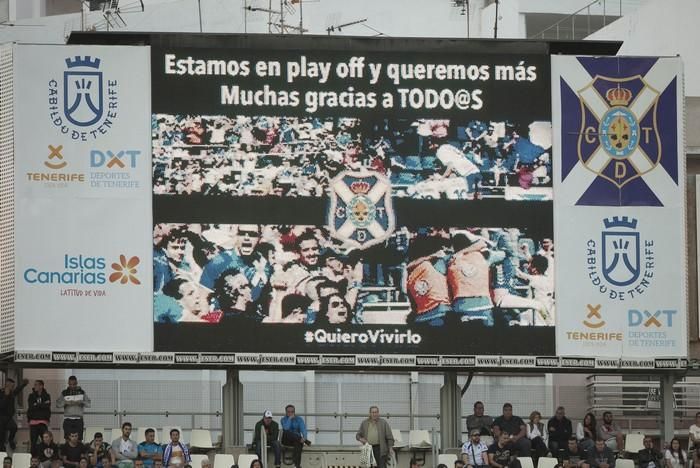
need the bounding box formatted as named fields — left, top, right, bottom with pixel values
left=253, top=410, right=281, bottom=468
left=462, top=430, right=489, bottom=468
left=356, top=406, right=394, bottom=468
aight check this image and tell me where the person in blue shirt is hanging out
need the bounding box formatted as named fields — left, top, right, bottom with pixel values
left=280, top=405, right=311, bottom=468
left=137, top=429, right=163, bottom=468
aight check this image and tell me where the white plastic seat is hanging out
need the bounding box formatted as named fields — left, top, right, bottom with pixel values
left=537, top=457, right=558, bottom=468
left=625, top=433, right=645, bottom=453
left=480, top=435, right=494, bottom=446
left=190, top=429, right=214, bottom=449
left=13, top=453, right=32, bottom=468
left=438, top=454, right=458, bottom=466
left=392, top=429, right=407, bottom=449
left=517, top=457, right=535, bottom=468
left=135, top=427, right=160, bottom=444
left=190, top=454, right=210, bottom=468
left=213, top=453, right=235, bottom=468
left=408, top=429, right=432, bottom=448
left=237, top=454, right=259, bottom=468
left=162, top=426, right=185, bottom=444
left=84, top=427, right=105, bottom=442
left=616, top=459, right=635, bottom=468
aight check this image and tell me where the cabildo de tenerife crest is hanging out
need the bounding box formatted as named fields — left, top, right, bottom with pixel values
left=558, top=57, right=680, bottom=207
left=327, top=171, right=395, bottom=248
left=48, top=55, right=119, bottom=140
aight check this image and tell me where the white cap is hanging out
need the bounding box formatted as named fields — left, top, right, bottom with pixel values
left=264, top=410, right=273, bottom=418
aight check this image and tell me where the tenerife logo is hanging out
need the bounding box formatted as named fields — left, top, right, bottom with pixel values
left=109, top=255, right=141, bottom=285
left=44, top=144, right=67, bottom=170
left=564, top=303, right=622, bottom=343
left=48, top=56, right=118, bottom=140
left=578, top=77, right=660, bottom=189
left=586, top=216, right=654, bottom=301
left=328, top=171, right=395, bottom=248
left=27, top=145, right=85, bottom=185
left=23, top=254, right=139, bottom=286
left=583, top=304, right=605, bottom=328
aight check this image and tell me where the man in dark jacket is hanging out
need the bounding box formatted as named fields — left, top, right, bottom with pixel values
left=28, top=380, right=52, bottom=453
left=547, top=406, right=573, bottom=453
left=638, top=436, right=663, bottom=468
left=253, top=410, right=281, bottom=468
left=0, top=377, right=29, bottom=450
left=587, top=439, right=615, bottom=468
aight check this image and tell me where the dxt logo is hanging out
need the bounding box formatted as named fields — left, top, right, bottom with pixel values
left=90, top=150, right=140, bottom=169
left=628, top=309, right=676, bottom=327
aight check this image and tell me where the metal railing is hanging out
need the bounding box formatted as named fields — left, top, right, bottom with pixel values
left=528, top=0, right=624, bottom=40
left=243, top=411, right=440, bottom=445
left=14, top=409, right=223, bottom=433
left=587, top=375, right=700, bottom=435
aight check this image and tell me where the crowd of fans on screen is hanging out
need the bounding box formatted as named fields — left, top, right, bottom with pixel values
left=0, top=378, right=694, bottom=468
left=153, top=224, right=555, bottom=327
left=151, top=115, right=552, bottom=200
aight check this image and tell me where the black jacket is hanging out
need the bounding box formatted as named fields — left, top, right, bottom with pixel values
left=27, top=389, right=52, bottom=421
left=0, top=381, right=27, bottom=419
left=638, top=448, right=663, bottom=468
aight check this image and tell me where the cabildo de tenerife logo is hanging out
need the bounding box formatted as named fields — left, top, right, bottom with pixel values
left=585, top=216, right=654, bottom=301
left=23, top=254, right=140, bottom=292
left=48, top=55, right=118, bottom=140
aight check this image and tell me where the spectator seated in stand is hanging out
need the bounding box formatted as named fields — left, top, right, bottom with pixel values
left=111, top=423, right=137, bottom=468
left=61, top=432, right=87, bottom=468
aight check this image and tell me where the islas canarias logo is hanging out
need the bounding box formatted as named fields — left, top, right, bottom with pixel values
left=24, top=254, right=140, bottom=285
left=109, top=255, right=141, bottom=285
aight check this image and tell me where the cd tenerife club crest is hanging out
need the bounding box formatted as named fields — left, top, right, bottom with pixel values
left=327, top=171, right=395, bottom=248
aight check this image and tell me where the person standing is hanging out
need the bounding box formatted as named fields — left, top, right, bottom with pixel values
left=0, top=377, right=29, bottom=450
left=56, top=376, right=91, bottom=441
left=356, top=406, right=394, bottom=468
left=27, top=380, right=51, bottom=453
left=253, top=411, right=281, bottom=468
left=280, top=405, right=311, bottom=468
